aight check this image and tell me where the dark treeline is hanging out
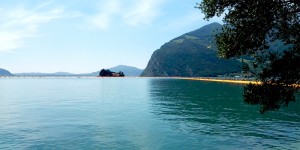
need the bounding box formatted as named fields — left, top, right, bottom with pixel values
left=99, top=69, right=125, bottom=77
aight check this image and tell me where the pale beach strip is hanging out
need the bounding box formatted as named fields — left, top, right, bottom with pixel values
left=1, top=76, right=257, bottom=84
left=180, top=77, right=261, bottom=85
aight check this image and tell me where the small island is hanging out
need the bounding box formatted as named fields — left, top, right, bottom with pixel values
left=99, top=69, right=125, bottom=77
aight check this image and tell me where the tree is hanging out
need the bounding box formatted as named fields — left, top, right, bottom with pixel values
left=241, top=59, right=250, bottom=78
left=118, top=71, right=125, bottom=77
left=197, top=0, right=300, bottom=113
left=99, top=69, right=113, bottom=77
left=99, top=69, right=125, bottom=77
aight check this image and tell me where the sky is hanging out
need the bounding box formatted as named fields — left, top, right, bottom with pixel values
left=0, top=0, right=222, bottom=74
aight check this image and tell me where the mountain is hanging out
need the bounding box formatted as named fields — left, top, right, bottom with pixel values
left=109, top=65, right=143, bottom=76
left=15, top=72, right=76, bottom=76
left=51, top=72, right=76, bottom=76
left=78, top=72, right=99, bottom=76
left=0, top=68, right=13, bottom=76
left=14, top=65, right=144, bottom=77
left=81, top=65, right=143, bottom=77
left=141, top=22, right=241, bottom=77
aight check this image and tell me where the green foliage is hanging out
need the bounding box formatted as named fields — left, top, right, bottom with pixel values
left=99, top=69, right=113, bottom=76
left=244, top=83, right=296, bottom=114
left=241, top=61, right=250, bottom=73
left=118, top=71, right=125, bottom=77
left=197, top=0, right=300, bottom=113
left=99, top=69, right=125, bottom=77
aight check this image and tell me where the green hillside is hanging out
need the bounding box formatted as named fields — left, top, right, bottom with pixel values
left=141, top=23, right=241, bottom=77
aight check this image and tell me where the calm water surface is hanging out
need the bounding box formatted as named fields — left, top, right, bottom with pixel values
left=0, top=78, right=299, bottom=149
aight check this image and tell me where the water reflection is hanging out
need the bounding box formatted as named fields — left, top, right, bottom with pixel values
left=149, top=78, right=300, bottom=149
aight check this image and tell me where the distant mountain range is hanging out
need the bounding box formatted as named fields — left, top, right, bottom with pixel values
left=109, top=65, right=143, bottom=76
left=4, top=23, right=286, bottom=78
left=81, top=65, right=143, bottom=76
left=14, top=72, right=77, bottom=76
left=141, top=22, right=242, bottom=77
left=0, top=68, right=13, bottom=76
left=13, top=65, right=143, bottom=77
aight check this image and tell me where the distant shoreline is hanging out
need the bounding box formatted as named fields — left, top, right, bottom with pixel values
left=0, top=76, right=98, bottom=78
left=179, top=77, right=261, bottom=85
left=0, top=76, right=260, bottom=85
left=0, top=76, right=145, bottom=78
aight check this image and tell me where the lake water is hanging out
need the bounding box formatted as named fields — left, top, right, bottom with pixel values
left=0, top=78, right=299, bottom=149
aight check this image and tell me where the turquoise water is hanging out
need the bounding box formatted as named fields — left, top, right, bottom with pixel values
left=0, top=78, right=299, bottom=149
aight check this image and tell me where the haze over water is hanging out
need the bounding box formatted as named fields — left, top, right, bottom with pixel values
left=0, top=78, right=299, bottom=149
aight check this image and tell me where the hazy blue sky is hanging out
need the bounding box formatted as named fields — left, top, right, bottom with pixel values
left=0, top=0, right=222, bottom=73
